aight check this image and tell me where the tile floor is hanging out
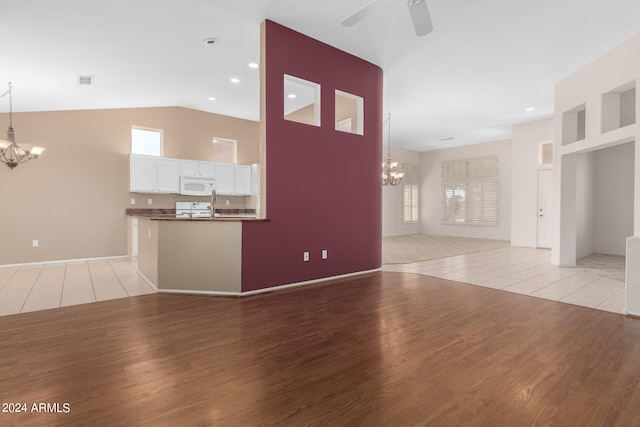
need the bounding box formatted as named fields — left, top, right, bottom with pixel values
left=0, top=258, right=155, bottom=317
left=0, top=247, right=626, bottom=317
left=383, top=246, right=626, bottom=314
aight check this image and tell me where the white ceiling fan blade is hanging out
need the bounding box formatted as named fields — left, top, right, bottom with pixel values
left=341, top=0, right=380, bottom=27
left=407, top=0, right=433, bottom=36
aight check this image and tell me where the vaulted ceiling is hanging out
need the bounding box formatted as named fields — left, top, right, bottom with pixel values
left=1, top=0, right=639, bottom=151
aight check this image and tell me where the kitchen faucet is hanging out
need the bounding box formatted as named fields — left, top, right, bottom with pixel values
left=209, top=189, right=217, bottom=217
left=189, top=202, right=198, bottom=218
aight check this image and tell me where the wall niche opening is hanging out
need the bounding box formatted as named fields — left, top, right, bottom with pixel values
left=283, top=74, right=321, bottom=127
left=335, top=90, right=364, bottom=135
left=562, top=104, right=586, bottom=146
left=601, top=81, right=636, bottom=133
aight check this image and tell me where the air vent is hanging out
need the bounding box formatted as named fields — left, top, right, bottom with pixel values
left=77, top=75, right=94, bottom=85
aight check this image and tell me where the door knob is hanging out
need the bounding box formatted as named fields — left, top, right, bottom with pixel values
left=539, top=214, right=544, bottom=217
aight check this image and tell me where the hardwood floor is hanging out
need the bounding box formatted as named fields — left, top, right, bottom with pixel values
left=1, top=271, right=640, bottom=426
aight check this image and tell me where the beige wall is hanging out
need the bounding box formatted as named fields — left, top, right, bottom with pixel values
left=420, top=139, right=513, bottom=241
left=0, top=106, right=259, bottom=265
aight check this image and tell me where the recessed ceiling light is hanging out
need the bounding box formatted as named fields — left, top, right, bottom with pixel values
left=230, top=78, right=240, bottom=84
left=208, top=97, right=216, bottom=101
left=287, top=94, right=297, bottom=99
left=248, top=62, right=259, bottom=69
left=77, top=75, right=94, bottom=85
left=203, top=38, right=218, bottom=45
left=525, top=107, right=535, bottom=112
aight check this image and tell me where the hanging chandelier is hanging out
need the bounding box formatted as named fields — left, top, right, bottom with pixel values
left=382, top=113, right=404, bottom=186
left=0, top=82, right=44, bottom=169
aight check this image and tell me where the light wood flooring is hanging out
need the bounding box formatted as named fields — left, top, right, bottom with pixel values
left=1, top=272, right=640, bottom=426
left=0, top=258, right=155, bottom=316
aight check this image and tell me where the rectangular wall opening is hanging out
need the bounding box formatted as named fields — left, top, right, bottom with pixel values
left=602, top=81, right=636, bottom=133
left=562, top=104, right=586, bottom=146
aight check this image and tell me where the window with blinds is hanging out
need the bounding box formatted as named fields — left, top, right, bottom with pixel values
left=403, top=163, right=419, bottom=224
left=441, top=156, right=499, bottom=226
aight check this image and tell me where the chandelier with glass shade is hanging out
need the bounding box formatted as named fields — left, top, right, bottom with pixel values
left=382, top=113, right=404, bottom=186
left=0, top=82, right=45, bottom=169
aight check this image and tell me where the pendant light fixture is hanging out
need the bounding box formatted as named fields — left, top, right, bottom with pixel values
left=0, top=82, right=45, bottom=169
left=382, top=113, right=404, bottom=186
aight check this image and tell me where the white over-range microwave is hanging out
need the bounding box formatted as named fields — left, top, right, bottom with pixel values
left=179, top=176, right=215, bottom=196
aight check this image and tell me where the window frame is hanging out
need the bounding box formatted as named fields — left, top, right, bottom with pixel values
left=441, top=157, right=499, bottom=226
left=131, top=126, right=163, bottom=156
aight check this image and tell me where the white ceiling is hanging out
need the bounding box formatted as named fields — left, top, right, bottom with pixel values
left=1, top=0, right=639, bottom=151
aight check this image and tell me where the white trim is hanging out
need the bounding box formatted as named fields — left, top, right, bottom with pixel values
left=136, top=270, right=158, bottom=292
left=0, top=255, right=129, bottom=269
left=158, top=267, right=382, bottom=297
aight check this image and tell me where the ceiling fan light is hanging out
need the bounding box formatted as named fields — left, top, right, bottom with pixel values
left=407, top=0, right=433, bottom=36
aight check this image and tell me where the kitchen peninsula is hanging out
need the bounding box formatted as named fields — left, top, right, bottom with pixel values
left=128, top=210, right=268, bottom=295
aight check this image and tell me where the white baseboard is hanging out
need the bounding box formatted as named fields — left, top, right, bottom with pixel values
left=136, top=270, right=158, bottom=292
left=0, top=255, right=129, bottom=269
left=159, top=267, right=382, bottom=297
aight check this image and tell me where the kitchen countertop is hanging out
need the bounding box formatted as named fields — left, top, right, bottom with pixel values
left=126, top=208, right=268, bottom=222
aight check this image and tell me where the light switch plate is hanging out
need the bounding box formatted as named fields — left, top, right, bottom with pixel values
left=322, top=249, right=328, bottom=259
left=147, top=198, right=153, bottom=205
left=303, top=251, right=309, bottom=262
left=130, top=198, right=136, bottom=205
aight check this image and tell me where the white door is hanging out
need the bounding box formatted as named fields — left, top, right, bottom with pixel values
left=537, top=169, right=553, bottom=248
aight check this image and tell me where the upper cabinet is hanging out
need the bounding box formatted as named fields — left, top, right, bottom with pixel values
left=157, top=157, right=181, bottom=193
left=215, top=163, right=235, bottom=195
left=130, top=155, right=258, bottom=195
left=130, top=154, right=180, bottom=193
left=234, top=164, right=252, bottom=195
left=181, top=160, right=216, bottom=178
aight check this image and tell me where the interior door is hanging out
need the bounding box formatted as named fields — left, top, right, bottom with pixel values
left=537, top=169, right=553, bottom=249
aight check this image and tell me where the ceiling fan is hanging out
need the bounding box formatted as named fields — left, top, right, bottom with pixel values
left=341, top=0, right=433, bottom=37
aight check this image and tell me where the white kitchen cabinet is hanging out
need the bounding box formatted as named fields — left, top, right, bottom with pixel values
left=180, top=160, right=199, bottom=176
left=250, top=163, right=260, bottom=195
left=199, top=161, right=216, bottom=178
left=215, top=162, right=235, bottom=195
left=157, top=157, right=181, bottom=193
left=234, top=164, right=252, bottom=195
left=130, top=154, right=180, bottom=193
left=130, top=154, right=159, bottom=193
left=181, top=160, right=216, bottom=178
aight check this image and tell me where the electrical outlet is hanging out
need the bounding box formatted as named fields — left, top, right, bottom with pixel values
left=32, top=240, right=39, bottom=248
left=147, top=198, right=153, bottom=205
left=130, top=198, right=136, bottom=205
left=303, top=251, right=309, bottom=262
left=226, top=199, right=230, bottom=206
left=322, top=249, right=328, bottom=259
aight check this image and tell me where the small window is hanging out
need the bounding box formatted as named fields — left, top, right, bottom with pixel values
left=213, top=137, right=237, bottom=163
left=335, top=90, right=364, bottom=135
left=284, top=74, right=321, bottom=127
left=403, top=185, right=419, bottom=223
left=131, top=127, right=162, bottom=156
left=402, top=163, right=419, bottom=223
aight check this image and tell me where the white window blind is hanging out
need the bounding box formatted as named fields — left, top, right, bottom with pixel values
left=403, top=184, right=419, bottom=223
left=402, top=163, right=419, bottom=224
left=441, top=157, right=498, bottom=226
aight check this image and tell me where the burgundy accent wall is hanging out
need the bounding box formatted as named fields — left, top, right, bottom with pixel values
left=241, top=20, right=383, bottom=292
